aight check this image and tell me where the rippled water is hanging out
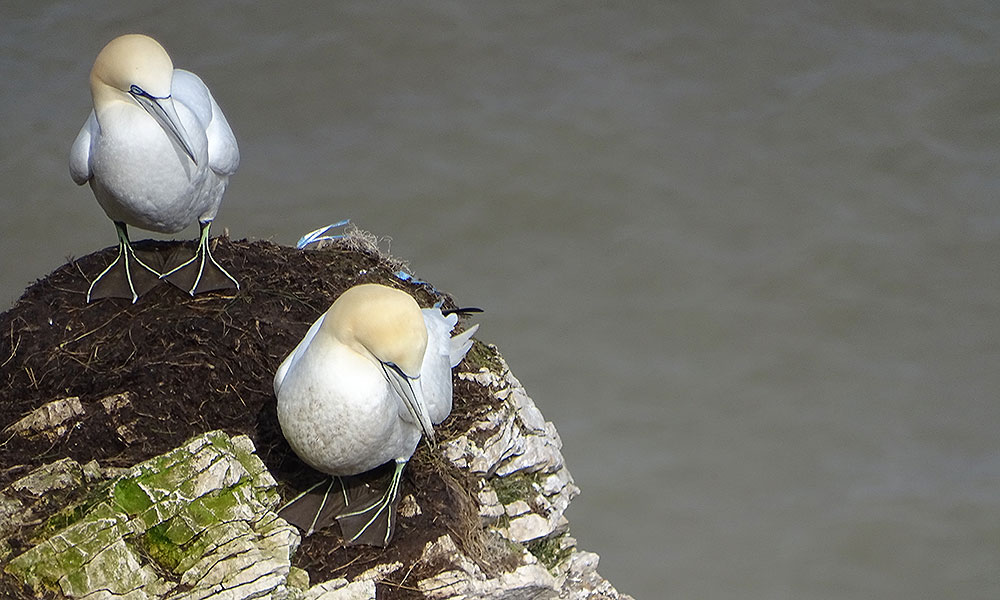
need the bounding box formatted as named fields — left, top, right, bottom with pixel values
left=3, top=2, right=999, bottom=598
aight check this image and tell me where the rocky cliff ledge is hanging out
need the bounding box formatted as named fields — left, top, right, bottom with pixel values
left=0, top=232, right=633, bottom=600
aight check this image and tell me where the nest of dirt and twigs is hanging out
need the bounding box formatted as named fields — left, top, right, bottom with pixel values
left=0, top=231, right=501, bottom=599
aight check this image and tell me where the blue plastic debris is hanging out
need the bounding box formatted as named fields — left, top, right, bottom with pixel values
left=396, top=269, right=448, bottom=298
left=394, top=270, right=428, bottom=286
left=296, top=220, right=350, bottom=249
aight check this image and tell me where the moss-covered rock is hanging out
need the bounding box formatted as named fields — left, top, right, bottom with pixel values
left=6, top=431, right=297, bottom=599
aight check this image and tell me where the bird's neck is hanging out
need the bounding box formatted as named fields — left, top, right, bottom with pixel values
left=90, top=79, right=133, bottom=116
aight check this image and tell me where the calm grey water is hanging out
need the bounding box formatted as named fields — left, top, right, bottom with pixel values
left=3, top=2, right=999, bottom=598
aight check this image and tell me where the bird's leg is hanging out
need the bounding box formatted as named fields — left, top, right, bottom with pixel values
left=160, top=220, right=239, bottom=295
left=336, top=460, right=406, bottom=547
left=87, top=221, right=162, bottom=303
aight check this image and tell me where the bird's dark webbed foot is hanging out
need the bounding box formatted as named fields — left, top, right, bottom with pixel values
left=335, top=460, right=406, bottom=547
left=278, top=477, right=351, bottom=537
left=87, top=222, right=162, bottom=303
left=160, top=220, right=239, bottom=296
left=278, top=461, right=404, bottom=547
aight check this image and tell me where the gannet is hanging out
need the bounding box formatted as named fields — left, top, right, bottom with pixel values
left=70, top=34, right=240, bottom=302
left=274, top=284, right=479, bottom=545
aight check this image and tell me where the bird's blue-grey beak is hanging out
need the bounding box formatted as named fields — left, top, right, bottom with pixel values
left=129, top=84, right=198, bottom=165
left=382, top=362, right=435, bottom=443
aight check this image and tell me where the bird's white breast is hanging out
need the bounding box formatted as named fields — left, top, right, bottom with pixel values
left=276, top=340, right=422, bottom=476
left=89, top=101, right=215, bottom=233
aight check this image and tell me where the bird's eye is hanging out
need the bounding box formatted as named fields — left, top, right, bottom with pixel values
left=129, top=84, right=146, bottom=97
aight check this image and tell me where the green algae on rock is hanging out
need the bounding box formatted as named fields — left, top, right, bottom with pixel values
left=6, top=431, right=297, bottom=599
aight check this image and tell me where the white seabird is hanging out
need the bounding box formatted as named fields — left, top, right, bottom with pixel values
left=70, top=34, right=240, bottom=302
left=274, top=283, right=479, bottom=545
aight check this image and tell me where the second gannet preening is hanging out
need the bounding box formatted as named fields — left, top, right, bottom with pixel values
left=274, top=284, right=480, bottom=546
left=70, top=34, right=240, bottom=303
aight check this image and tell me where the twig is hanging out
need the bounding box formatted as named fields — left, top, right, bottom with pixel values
left=329, top=553, right=365, bottom=574
left=397, top=557, right=422, bottom=589
left=1, top=332, right=19, bottom=368
left=59, top=310, right=127, bottom=349
left=379, top=578, right=423, bottom=592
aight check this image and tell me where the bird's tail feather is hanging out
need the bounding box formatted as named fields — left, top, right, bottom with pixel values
left=449, top=323, right=480, bottom=368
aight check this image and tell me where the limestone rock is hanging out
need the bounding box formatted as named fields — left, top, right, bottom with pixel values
left=2, top=352, right=631, bottom=600
left=98, top=391, right=145, bottom=445
left=418, top=349, right=629, bottom=600
left=9, top=457, right=84, bottom=497
left=556, top=550, right=627, bottom=600
left=417, top=535, right=557, bottom=600
left=296, top=578, right=376, bottom=600
left=446, top=354, right=581, bottom=548
left=4, top=431, right=298, bottom=600
left=5, top=397, right=84, bottom=440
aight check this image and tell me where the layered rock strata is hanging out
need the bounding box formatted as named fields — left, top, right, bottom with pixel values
left=2, top=354, right=631, bottom=600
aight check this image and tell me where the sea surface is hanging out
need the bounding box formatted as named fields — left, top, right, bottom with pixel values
left=2, top=2, right=999, bottom=598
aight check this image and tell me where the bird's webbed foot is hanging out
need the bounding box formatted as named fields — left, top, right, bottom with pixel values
left=160, top=220, right=239, bottom=295
left=87, top=222, right=162, bottom=303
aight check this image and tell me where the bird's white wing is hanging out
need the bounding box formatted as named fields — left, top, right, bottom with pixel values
left=172, top=69, right=239, bottom=176
left=274, top=313, right=326, bottom=396
left=204, top=91, right=239, bottom=175
left=419, top=309, right=479, bottom=424
left=69, top=111, right=98, bottom=185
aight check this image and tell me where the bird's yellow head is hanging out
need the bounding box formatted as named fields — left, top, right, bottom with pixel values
left=90, top=34, right=174, bottom=106
left=324, top=284, right=428, bottom=377
left=86, top=34, right=198, bottom=164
